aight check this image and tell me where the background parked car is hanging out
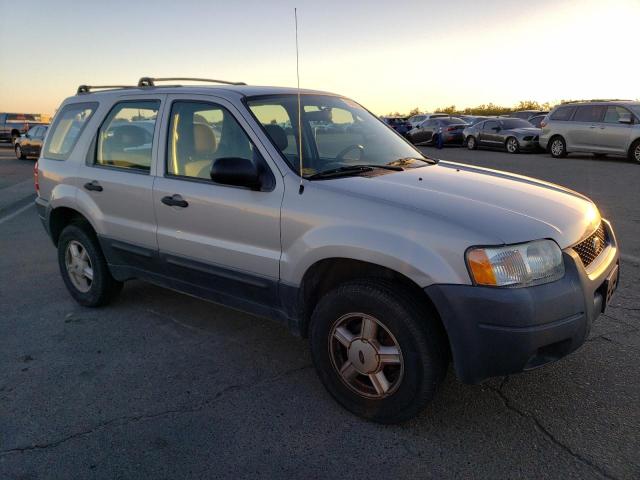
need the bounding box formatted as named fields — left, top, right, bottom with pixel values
left=540, top=101, right=640, bottom=163
left=458, top=115, right=489, bottom=126
left=381, top=116, right=412, bottom=136
left=14, top=125, right=48, bottom=159
left=509, top=110, right=548, bottom=120
left=464, top=118, right=541, bottom=153
left=407, top=113, right=449, bottom=129
left=406, top=117, right=467, bottom=146
left=0, top=113, right=48, bottom=143
left=528, top=114, right=547, bottom=128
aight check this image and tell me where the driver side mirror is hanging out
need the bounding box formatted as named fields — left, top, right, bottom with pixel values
left=210, top=157, right=262, bottom=191
left=618, top=114, right=633, bottom=125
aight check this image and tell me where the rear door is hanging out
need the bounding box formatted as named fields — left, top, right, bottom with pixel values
left=599, top=106, right=634, bottom=154
left=152, top=95, right=284, bottom=308
left=76, top=95, right=164, bottom=268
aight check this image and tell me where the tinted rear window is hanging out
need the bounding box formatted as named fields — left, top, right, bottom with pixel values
left=501, top=119, right=533, bottom=129
left=438, top=117, right=465, bottom=125
left=7, top=113, right=40, bottom=122
left=550, top=106, right=576, bottom=121
left=43, top=103, right=97, bottom=160
left=573, top=105, right=606, bottom=122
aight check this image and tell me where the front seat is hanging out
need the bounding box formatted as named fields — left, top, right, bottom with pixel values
left=187, top=122, right=217, bottom=178
left=263, top=124, right=289, bottom=151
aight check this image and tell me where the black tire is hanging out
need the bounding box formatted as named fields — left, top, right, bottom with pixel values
left=15, top=144, right=26, bottom=159
left=628, top=139, right=640, bottom=164
left=466, top=136, right=477, bottom=150
left=11, top=131, right=20, bottom=144
left=309, top=279, right=448, bottom=424
left=57, top=223, right=123, bottom=307
left=505, top=137, right=520, bottom=154
left=549, top=135, right=567, bottom=158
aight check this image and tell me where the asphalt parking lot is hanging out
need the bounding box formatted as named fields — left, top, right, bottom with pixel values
left=1, top=144, right=638, bottom=479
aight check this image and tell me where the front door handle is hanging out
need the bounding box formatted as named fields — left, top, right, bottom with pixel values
left=161, top=194, right=189, bottom=208
left=84, top=181, right=103, bottom=192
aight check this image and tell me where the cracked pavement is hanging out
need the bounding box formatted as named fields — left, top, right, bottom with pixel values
left=0, top=145, right=638, bottom=479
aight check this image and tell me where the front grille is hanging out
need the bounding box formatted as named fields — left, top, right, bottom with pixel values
left=573, top=222, right=608, bottom=268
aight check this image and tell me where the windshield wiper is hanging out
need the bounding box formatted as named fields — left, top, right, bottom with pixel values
left=389, top=156, right=438, bottom=166
left=307, top=164, right=403, bottom=180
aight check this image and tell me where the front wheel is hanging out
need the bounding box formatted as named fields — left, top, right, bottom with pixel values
left=15, top=144, right=26, bottom=159
left=309, top=280, right=448, bottom=424
left=629, top=139, right=640, bottom=164
left=57, top=223, right=123, bottom=307
left=549, top=136, right=568, bottom=158
left=506, top=137, right=520, bottom=154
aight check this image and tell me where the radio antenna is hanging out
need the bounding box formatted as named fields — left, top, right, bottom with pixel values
left=295, top=8, right=304, bottom=194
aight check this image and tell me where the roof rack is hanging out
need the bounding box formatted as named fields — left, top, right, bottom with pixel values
left=77, top=85, right=136, bottom=94
left=137, top=77, right=246, bottom=87
left=562, top=99, right=633, bottom=104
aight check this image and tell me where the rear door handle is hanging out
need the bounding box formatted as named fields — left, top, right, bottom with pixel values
left=84, top=181, right=103, bottom=192
left=161, top=194, right=189, bottom=208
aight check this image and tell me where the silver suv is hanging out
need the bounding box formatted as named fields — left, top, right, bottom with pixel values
left=35, top=78, right=620, bottom=423
left=540, top=100, right=640, bottom=163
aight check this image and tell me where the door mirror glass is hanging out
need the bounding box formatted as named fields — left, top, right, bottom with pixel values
left=210, top=157, right=262, bottom=190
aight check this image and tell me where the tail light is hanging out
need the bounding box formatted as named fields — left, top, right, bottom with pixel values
left=34, top=161, right=39, bottom=194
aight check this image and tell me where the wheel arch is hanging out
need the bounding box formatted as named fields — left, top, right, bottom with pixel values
left=547, top=134, right=566, bottom=153
left=49, top=206, right=98, bottom=247
left=295, top=257, right=448, bottom=345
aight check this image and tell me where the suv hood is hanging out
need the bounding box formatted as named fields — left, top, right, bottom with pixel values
left=319, top=162, right=599, bottom=248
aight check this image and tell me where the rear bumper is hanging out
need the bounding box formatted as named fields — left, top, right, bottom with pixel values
left=426, top=221, right=619, bottom=384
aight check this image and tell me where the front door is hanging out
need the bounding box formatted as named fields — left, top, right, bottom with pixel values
left=153, top=95, right=284, bottom=309
left=479, top=120, right=500, bottom=146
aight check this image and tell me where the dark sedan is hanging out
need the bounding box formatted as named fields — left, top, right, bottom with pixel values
left=406, top=117, right=467, bottom=146
left=463, top=118, right=541, bottom=153
left=14, top=125, right=48, bottom=159
left=381, top=117, right=411, bottom=136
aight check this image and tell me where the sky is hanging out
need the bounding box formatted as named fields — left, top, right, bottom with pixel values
left=0, top=0, right=638, bottom=116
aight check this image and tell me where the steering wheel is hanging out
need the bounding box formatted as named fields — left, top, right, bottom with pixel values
left=335, top=144, right=364, bottom=162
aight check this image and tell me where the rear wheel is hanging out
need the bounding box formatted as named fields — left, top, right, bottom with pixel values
left=629, top=139, right=640, bottom=164
left=549, top=136, right=567, bottom=158
left=57, top=223, right=123, bottom=307
left=309, top=280, right=448, bottom=424
left=506, top=137, right=520, bottom=154
left=466, top=136, right=477, bottom=150
left=15, top=144, right=26, bottom=159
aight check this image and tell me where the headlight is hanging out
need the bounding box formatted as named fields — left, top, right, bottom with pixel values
left=466, top=239, right=564, bottom=287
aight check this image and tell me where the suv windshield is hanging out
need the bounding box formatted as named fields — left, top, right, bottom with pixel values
left=247, top=94, right=428, bottom=177
left=501, top=118, right=533, bottom=129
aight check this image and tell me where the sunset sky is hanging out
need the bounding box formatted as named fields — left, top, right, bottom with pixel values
left=1, top=0, right=638, bottom=116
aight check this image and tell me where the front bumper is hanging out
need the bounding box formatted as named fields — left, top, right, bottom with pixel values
left=426, top=221, right=619, bottom=384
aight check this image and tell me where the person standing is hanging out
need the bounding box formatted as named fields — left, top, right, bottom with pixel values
left=435, top=122, right=444, bottom=149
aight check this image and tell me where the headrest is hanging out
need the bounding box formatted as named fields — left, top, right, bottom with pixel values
left=263, top=124, right=288, bottom=151
left=193, top=122, right=217, bottom=154
left=111, top=124, right=149, bottom=147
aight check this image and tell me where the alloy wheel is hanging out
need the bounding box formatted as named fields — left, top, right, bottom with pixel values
left=328, top=313, right=404, bottom=399
left=551, top=139, right=564, bottom=157
left=467, top=137, right=475, bottom=150
left=634, top=144, right=640, bottom=163
left=507, top=138, right=518, bottom=153
left=15, top=145, right=22, bottom=159
left=65, top=240, right=94, bottom=293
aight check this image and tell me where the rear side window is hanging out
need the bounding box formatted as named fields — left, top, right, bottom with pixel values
left=603, top=106, right=631, bottom=123
left=573, top=105, right=605, bottom=123
left=43, top=103, right=97, bottom=160
left=549, top=106, right=576, bottom=121
left=96, top=100, right=160, bottom=172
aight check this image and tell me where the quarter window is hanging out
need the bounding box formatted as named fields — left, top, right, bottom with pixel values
left=43, top=103, right=97, bottom=160
left=573, top=105, right=605, bottom=123
left=167, top=101, right=261, bottom=181
left=96, top=101, right=159, bottom=172
left=549, top=106, right=576, bottom=121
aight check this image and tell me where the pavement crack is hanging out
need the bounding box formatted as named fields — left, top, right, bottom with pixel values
left=0, top=363, right=313, bottom=457
left=489, top=383, right=618, bottom=480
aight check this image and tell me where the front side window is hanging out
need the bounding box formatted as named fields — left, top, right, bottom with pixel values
left=96, top=100, right=159, bottom=172
left=167, top=101, right=261, bottom=181
left=573, top=105, right=606, bottom=123
left=43, top=102, right=97, bottom=160
left=603, top=106, right=632, bottom=124
left=247, top=94, right=427, bottom=176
